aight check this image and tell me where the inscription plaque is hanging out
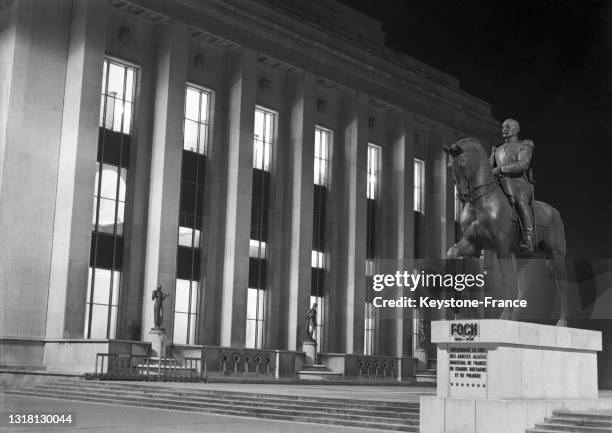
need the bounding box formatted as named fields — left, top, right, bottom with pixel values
left=448, top=346, right=487, bottom=397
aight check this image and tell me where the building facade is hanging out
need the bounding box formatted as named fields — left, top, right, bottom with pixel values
left=0, top=0, right=500, bottom=375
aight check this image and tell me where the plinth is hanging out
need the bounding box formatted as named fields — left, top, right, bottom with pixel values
left=149, top=328, right=167, bottom=357
left=420, top=320, right=612, bottom=433
left=303, top=340, right=317, bottom=366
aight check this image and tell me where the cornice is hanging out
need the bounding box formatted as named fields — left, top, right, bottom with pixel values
left=121, top=0, right=500, bottom=137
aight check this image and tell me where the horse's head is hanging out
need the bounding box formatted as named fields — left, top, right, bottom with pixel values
left=443, top=138, right=491, bottom=197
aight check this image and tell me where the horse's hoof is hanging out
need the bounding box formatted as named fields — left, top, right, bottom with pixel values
left=555, top=318, right=568, bottom=327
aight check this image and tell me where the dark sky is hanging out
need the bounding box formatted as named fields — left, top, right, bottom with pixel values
left=343, top=0, right=612, bottom=258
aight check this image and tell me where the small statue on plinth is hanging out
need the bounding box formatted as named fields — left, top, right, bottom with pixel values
left=152, top=283, right=169, bottom=329
left=305, top=303, right=318, bottom=342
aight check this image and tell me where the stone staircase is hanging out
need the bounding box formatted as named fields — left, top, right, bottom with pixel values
left=415, top=359, right=436, bottom=385
left=414, top=368, right=436, bottom=385
left=527, top=410, right=612, bottom=432
left=3, top=379, right=420, bottom=431
left=296, top=364, right=343, bottom=380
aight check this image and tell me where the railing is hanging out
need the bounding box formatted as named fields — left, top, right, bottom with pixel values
left=357, top=356, right=399, bottom=379
left=218, top=349, right=276, bottom=376
left=90, top=353, right=206, bottom=381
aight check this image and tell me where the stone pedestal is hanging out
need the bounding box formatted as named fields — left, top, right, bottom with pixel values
left=420, top=320, right=612, bottom=433
left=149, top=328, right=167, bottom=357
left=414, top=347, right=428, bottom=369
left=303, top=340, right=317, bottom=366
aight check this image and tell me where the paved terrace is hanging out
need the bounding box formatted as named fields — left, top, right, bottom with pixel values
left=1, top=383, right=435, bottom=432
left=2, top=383, right=612, bottom=432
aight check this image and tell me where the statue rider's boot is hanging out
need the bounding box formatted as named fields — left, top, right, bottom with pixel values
left=517, top=202, right=535, bottom=252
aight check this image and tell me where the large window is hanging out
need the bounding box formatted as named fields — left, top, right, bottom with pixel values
left=364, top=256, right=377, bottom=355
left=183, top=86, right=210, bottom=155
left=173, top=85, right=211, bottom=345
left=366, top=144, right=381, bottom=259
left=173, top=279, right=198, bottom=344
left=364, top=302, right=376, bottom=356
left=365, top=143, right=381, bottom=355
left=84, top=268, right=119, bottom=340
left=314, top=127, right=330, bottom=187
left=99, top=59, right=133, bottom=134
left=253, top=108, right=273, bottom=171
left=367, top=144, right=381, bottom=200
left=246, top=288, right=266, bottom=349
left=86, top=59, right=135, bottom=339
left=92, top=164, right=126, bottom=235
left=246, top=107, right=275, bottom=348
left=312, top=126, right=331, bottom=349
left=414, top=158, right=425, bottom=213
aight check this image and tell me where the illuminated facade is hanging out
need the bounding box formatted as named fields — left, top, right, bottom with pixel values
left=0, top=0, right=500, bottom=375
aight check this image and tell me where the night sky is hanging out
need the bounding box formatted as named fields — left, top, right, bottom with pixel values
left=343, top=0, right=612, bottom=258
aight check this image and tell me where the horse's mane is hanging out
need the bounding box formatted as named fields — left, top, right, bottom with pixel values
left=455, top=137, right=488, bottom=160
left=448, top=137, right=492, bottom=183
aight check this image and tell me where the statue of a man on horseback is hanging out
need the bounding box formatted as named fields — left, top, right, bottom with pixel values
left=444, top=130, right=568, bottom=326
left=490, top=119, right=535, bottom=252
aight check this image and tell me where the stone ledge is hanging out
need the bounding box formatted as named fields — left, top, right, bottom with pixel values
left=420, top=396, right=612, bottom=433
left=431, top=320, right=602, bottom=352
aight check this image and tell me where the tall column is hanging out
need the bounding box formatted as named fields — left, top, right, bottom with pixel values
left=379, top=111, right=417, bottom=356
left=283, top=72, right=316, bottom=350
left=342, top=92, right=368, bottom=354
left=219, top=48, right=256, bottom=347
left=47, top=0, right=107, bottom=338
left=200, top=85, right=227, bottom=346
left=326, top=113, right=345, bottom=353
left=141, top=22, right=188, bottom=336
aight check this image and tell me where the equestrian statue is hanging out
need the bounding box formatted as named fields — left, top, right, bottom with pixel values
left=444, top=119, right=568, bottom=326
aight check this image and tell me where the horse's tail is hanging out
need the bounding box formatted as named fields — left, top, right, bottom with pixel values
left=551, top=206, right=566, bottom=257
left=540, top=203, right=566, bottom=258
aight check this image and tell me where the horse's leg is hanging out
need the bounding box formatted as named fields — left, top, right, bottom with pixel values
left=497, top=247, right=517, bottom=321
left=511, top=259, right=528, bottom=321
left=546, top=257, right=568, bottom=327
left=447, top=238, right=482, bottom=320
left=447, top=238, right=480, bottom=259
left=542, top=210, right=569, bottom=327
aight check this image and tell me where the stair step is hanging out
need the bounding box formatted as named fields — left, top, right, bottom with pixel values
left=299, top=365, right=332, bottom=371
left=533, top=423, right=612, bottom=432
left=48, top=379, right=417, bottom=408
left=546, top=417, right=612, bottom=428
left=3, top=389, right=417, bottom=431
left=526, top=430, right=572, bottom=433
left=414, top=370, right=437, bottom=385
left=297, top=371, right=343, bottom=380
left=553, top=412, right=612, bottom=422
left=9, top=385, right=418, bottom=419
left=5, top=385, right=419, bottom=417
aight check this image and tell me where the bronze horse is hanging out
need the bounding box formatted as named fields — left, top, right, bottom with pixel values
left=444, top=138, right=568, bottom=326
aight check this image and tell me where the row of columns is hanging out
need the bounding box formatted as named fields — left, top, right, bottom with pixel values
left=44, top=9, right=458, bottom=358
